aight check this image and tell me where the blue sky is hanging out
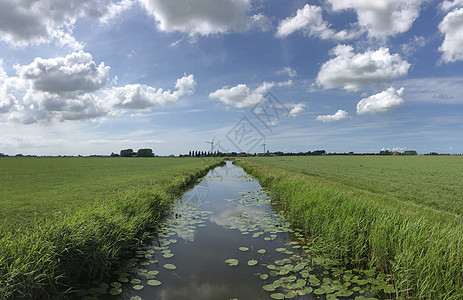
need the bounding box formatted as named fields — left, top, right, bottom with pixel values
left=1, top=0, right=462, bottom=156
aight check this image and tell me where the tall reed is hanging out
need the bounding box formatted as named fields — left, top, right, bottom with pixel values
left=237, top=159, right=463, bottom=299
left=0, top=159, right=223, bottom=299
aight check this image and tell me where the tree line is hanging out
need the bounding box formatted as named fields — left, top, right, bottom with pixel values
left=111, top=148, right=155, bottom=157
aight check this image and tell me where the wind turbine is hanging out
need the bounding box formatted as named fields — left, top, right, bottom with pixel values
left=206, top=136, right=216, bottom=153
left=262, top=137, right=267, bottom=154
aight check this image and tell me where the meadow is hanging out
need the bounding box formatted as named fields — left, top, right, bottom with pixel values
left=0, top=157, right=223, bottom=298
left=0, top=157, right=221, bottom=228
left=237, top=156, right=463, bottom=299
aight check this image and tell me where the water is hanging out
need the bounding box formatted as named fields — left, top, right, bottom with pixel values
left=87, top=161, right=383, bottom=300
left=125, top=161, right=299, bottom=299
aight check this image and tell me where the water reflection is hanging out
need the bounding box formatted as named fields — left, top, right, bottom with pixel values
left=100, top=161, right=385, bottom=300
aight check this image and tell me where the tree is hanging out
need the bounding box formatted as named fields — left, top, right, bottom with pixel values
left=120, top=149, right=134, bottom=157
left=404, top=150, right=417, bottom=155
left=136, top=148, right=154, bottom=157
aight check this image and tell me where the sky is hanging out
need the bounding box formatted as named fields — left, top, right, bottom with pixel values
left=0, top=0, right=463, bottom=156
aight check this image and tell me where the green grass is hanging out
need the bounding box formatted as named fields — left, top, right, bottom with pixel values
left=246, top=156, right=463, bottom=216
left=237, top=156, right=463, bottom=299
left=0, top=157, right=218, bottom=227
left=0, top=157, right=223, bottom=299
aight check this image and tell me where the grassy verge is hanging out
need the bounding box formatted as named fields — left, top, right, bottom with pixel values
left=236, top=157, right=463, bottom=299
left=0, top=157, right=224, bottom=299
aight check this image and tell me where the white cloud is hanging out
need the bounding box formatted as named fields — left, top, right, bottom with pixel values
left=1, top=52, right=109, bottom=123
left=276, top=4, right=358, bottom=40
left=17, top=50, right=110, bottom=96
left=209, top=84, right=262, bottom=108
left=356, top=87, right=405, bottom=115
left=1, top=52, right=193, bottom=124
left=288, top=103, right=305, bottom=117
left=175, top=74, right=196, bottom=95
left=438, top=8, right=463, bottom=63
left=317, top=45, right=410, bottom=91
left=441, top=0, right=463, bottom=11
left=139, top=0, right=269, bottom=35
left=278, top=66, right=297, bottom=78
left=328, top=0, right=425, bottom=38
left=99, top=0, right=134, bottom=24
left=209, top=80, right=291, bottom=108
left=316, top=109, right=349, bottom=122
left=103, top=74, right=196, bottom=110
left=381, top=146, right=408, bottom=152
left=0, top=0, right=133, bottom=47
left=401, top=35, right=426, bottom=56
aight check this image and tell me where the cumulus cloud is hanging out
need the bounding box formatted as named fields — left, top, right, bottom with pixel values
left=209, top=84, right=263, bottom=108
left=209, top=80, right=292, bottom=108
left=316, top=109, right=349, bottom=123
left=0, top=52, right=194, bottom=124
left=139, top=0, right=270, bottom=35
left=328, top=0, right=425, bottom=38
left=438, top=8, right=463, bottom=63
left=0, top=0, right=133, bottom=48
left=0, top=51, right=110, bottom=123
left=17, top=51, right=110, bottom=96
left=316, top=45, right=410, bottom=91
left=288, top=103, right=305, bottom=117
left=276, top=4, right=358, bottom=40
left=356, top=87, right=405, bottom=115
left=441, top=0, right=463, bottom=11
left=103, top=74, right=196, bottom=110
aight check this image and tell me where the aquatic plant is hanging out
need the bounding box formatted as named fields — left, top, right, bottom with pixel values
left=236, top=158, right=463, bottom=299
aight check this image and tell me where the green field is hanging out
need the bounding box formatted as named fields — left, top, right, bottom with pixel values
left=0, top=157, right=220, bottom=227
left=247, top=156, right=463, bottom=215
left=0, top=157, right=223, bottom=299
left=237, top=156, right=463, bottom=299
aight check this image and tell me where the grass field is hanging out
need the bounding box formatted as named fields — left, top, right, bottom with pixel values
left=237, top=156, right=463, bottom=299
left=247, top=156, right=463, bottom=216
left=0, top=157, right=221, bottom=227
left=0, top=157, right=223, bottom=299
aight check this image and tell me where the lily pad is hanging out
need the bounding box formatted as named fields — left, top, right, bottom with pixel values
left=260, top=274, right=269, bottom=280
left=303, top=286, right=313, bottom=294
left=267, top=264, right=276, bottom=270
left=248, top=259, right=258, bottom=266
left=163, top=263, right=177, bottom=270
left=257, top=249, right=266, bottom=254
left=133, top=285, right=144, bottom=290
left=147, top=280, right=162, bottom=286
left=263, top=284, right=276, bottom=291
left=109, top=287, right=122, bottom=295
left=239, top=247, right=249, bottom=252
left=225, top=258, right=239, bottom=266
left=270, top=293, right=285, bottom=299
left=285, top=291, right=298, bottom=299
left=313, top=288, right=325, bottom=295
